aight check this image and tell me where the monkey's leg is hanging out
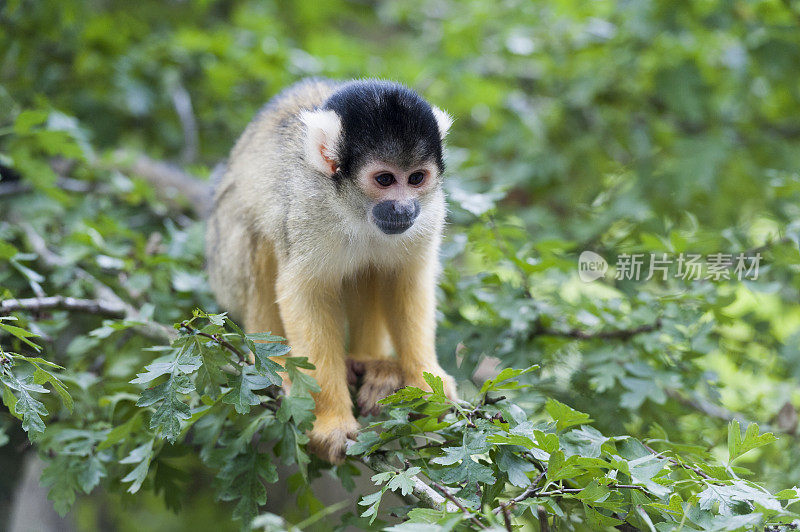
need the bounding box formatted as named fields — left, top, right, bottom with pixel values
left=383, top=260, right=458, bottom=400
left=244, top=239, right=286, bottom=337
left=276, top=269, right=357, bottom=464
left=344, top=269, right=402, bottom=416
left=242, top=239, right=285, bottom=369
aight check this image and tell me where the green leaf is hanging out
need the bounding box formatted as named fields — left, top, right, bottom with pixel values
left=378, top=386, right=429, bottom=405
left=78, top=455, right=106, bottom=493
left=195, top=340, right=229, bottom=397
left=574, top=480, right=610, bottom=503
left=495, top=446, right=536, bottom=487
left=222, top=366, right=272, bottom=414
left=250, top=341, right=288, bottom=386
left=120, top=439, right=155, bottom=494
left=727, top=421, right=777, bottom=463
left=13, top=109, right=49, bottom=133
left=0, top=321, right=41, bottom=351
left=385, top=467, right=421, bottom=497
left=216, top=448, right=278, bottom=525
left=277, top=395, right=315, bottom=428
left=583, top=503, right=623, bottom=528
left=40, top=455, right=80, bottom=516
left=33, top=367, right=73, bottom=412
left=98, top=412, right=143, bottom=450
left=139, top=374, right=194, bottom=442
left=431, top=431, right=495, bottom=485
left=246, top=332, right=287, bottom=342
left=546, top=451, right=583, bottom=483
left=133, top=341, right=202, bottom=442
left=358, top=489, right=385, bottom=524
left=479, top=365, right=538, bottom=394
left=130, top=342, right=201, bottom=384
left=283, top=357, right=320, bottom=397
left=423, top=372, right=446, bottom=398
left=0, top=239, right=20, bottom=260
left=545, top=398, right=592, bottom=432
left=1, top=373, right=49, bottom=436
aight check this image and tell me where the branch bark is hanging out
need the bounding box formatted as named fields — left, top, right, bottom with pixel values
left=348, top=442, right=459, bottom=512
left=109, top=150, right=212, bottom=216
left=532, top=319, right=662, bottom=341
left=0, top=296, right=126, bottom=318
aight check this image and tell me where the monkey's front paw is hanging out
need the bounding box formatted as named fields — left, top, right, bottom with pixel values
left=307, top=415, right=360, bottom=464
left=354, top=359, right=404, bottom=417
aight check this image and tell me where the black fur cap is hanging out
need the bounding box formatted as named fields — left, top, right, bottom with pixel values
left=322, top=80, right=445, bottom=180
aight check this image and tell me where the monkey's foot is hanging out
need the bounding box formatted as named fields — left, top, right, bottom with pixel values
left=307, top=415, right=360, bottom=464
left=349, top=359, right=404, bottom=417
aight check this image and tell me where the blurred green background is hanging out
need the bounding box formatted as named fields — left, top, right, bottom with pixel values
left=2, top=0, right=800, bottom=529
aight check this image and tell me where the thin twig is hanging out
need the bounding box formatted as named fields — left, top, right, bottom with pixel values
left=0, top=296, right=126, bottom=318
left=431, top=482, right=487, bottom=529
left=534, top=484, right=645, bottom=497
left=179, top=320, right=246, bottom=361
left=501, top=503, right=513, bottom=531
left=537, top=506, right=550, bottom=532
left=170, top=80, right=199, bottom=164
left=179, top=320, right=282, bottom=401
left=494, top=471, right=546, bottom=515
left=643, top=443, right=713, bottom=480
left=532, top=318, right=662, bottom=341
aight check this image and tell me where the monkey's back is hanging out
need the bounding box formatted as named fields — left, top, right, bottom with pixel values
left=205, top=78, right=341, bottom=319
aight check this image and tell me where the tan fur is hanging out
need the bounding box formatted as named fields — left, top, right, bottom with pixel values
left=349, top=358, right=404, bottom=417
left=206, top=78, right=456, bottom=463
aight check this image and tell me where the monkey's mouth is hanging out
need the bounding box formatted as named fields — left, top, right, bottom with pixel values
left=371, top=200, right=420, bottom=235
left=374, top=218, right=414, bottom=235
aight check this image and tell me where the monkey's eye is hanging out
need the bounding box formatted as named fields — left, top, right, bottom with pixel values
left=375, top=173, right=395, bottom=187
left=408, top=171, right=425, bottom=186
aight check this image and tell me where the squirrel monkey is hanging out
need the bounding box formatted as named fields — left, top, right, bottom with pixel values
left=206, top=78, right=456, bottom=463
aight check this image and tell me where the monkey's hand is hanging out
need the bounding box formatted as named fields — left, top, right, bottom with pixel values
left=404, top=365, right=459, bottom=402
left=347, top=358, right=404, bottom=417
left=307, top=414, right=360, bottom=464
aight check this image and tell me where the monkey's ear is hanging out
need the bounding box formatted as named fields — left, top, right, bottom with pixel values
left=300, top=109, right=342, bottom=175
left=431, top=106, right=453, bottom=140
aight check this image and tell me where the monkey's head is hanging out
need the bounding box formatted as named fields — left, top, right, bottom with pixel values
left=300, top=80, right=452, bottom=236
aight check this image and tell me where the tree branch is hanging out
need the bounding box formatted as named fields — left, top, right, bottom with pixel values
left=431, top=482, right=487, bottom=529
left=19, top=222, right=174, bottom=343
left=664, top=388, right=792, bottom=438
left=643, top=442, right=712, bottom=481
left=348, top=442, right=459, bottom=512
left=169, top=80, right=199, bottom=164
left=109, top=151, right=211, bottom=216
left=0, top=296, right=126, bottom=318
left=532, top=318, right=662, bottom=341
left=0, top=176, right=95, bottom=197
left=494, top=470, right=545, bottom=515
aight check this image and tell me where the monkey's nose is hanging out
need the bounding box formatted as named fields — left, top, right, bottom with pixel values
left=372, top=200, right=421, bottom=234
left=392, top=201, right=417, bottom=217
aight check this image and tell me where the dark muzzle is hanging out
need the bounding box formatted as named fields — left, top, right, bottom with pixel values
left=372, top=200, right=421, bottom=234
